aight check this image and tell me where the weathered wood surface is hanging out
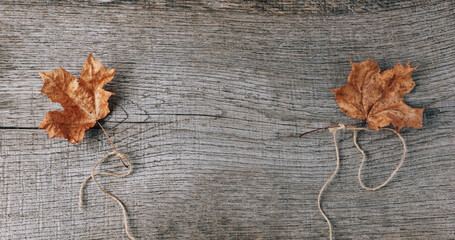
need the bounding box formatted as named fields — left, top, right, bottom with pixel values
left=1, top=0, right=454, bottom=239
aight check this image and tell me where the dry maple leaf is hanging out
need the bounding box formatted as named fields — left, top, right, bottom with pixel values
left=39, top=53, right=116, bottom=143
left=331, top=57, right=424, bottom=131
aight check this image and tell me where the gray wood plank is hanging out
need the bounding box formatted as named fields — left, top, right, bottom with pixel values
left=1, top=0, right=454, bottom=239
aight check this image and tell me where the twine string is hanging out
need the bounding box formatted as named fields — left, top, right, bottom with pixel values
left=79, top=151, right=135, bottom=240
left=353, top=128, right=407, bottom=191
left=318, top=124, right=407, bottom=240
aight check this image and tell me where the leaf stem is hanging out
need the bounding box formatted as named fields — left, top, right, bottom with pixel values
left=97, top=121, right=128, bottom=168
left=299, top=121, right=366, bottom=137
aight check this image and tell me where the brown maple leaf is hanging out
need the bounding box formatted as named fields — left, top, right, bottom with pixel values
left=39, top=53, right=116, bottom=143
left=331, top=58, right=424, bottom=131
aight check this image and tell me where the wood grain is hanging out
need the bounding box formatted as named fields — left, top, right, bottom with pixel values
left=1, top=0, right=454, bottom=239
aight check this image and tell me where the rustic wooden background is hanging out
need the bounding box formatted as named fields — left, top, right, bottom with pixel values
left=1, top=0, right=454, bottom=239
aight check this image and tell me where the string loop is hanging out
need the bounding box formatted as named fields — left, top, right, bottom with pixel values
left=79, top=151, right=135, bottom=240
left=318, top=124, right=407, bottom=240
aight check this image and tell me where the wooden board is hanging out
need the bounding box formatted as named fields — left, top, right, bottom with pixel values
left=1, top=0, right=454, bottom=239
